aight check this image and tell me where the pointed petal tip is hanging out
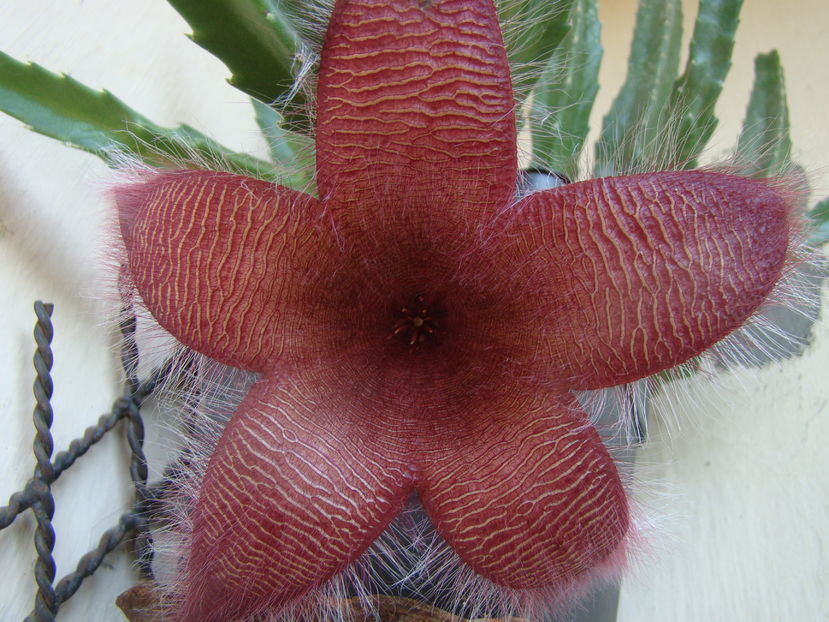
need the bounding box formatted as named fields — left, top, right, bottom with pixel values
left=112, top=168, right=165, bottom=251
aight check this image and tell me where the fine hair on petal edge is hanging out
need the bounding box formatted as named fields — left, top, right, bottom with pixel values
left=96, top=3, right=825, bottom=621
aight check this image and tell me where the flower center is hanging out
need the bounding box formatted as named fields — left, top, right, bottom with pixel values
left=391, top=294, right=442, bottom=347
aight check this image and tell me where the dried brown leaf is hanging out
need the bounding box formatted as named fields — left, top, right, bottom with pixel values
left=116, top=585, right=529, bottom=622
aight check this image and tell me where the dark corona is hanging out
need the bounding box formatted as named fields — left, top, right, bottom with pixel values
left=391, top=294, right=442, bottom=347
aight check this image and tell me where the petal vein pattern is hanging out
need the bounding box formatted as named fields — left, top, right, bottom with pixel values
left=499, top=171, right=790, bottom=389
left=315, top=0, right=517, bottom=223
left=117, top=170, right=321, bottom=373
left=183, top=371, right=413, bottom=622
left=420, top=391, right=627, bottom=590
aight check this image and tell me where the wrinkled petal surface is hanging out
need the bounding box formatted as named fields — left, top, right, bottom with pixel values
left=417, top=390, right=628, bottom=589
left=116, top=170, right=320, bottom=372
left=114, top=0, right=799, bottom=614
left=498, top=171, right=791, bottom=389
left=316, top=0, right=517, bottom=226
left=181, top=368, right=415, bottom=622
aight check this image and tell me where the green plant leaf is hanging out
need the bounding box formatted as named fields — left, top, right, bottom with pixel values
left=670, top=0, right=743, bottom=166
left=251, top=98, right=316, bottom=191
left=500, top=0, right=575, bottom=97
left=0, top=51, right=276, bottom=180
left=166, top=0, right=307, bottom=127
left=594, top=0, right=683, bottom=175
left=737, top=50, right=793, bottom=177
left=530, top=0, right=601, bottom=180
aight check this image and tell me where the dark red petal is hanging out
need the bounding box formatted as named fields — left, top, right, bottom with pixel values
left=315, top=0, right=517, bottom=225
left=180, top=369, right=414, bottom=622
left=116, top=170, right=320, bottom=373
left=417, top=390, right=628, bottom=591
left=498, top=171, right=791, bottom=389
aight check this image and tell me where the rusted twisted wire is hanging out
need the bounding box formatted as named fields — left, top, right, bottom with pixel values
left=29, top=301, right=57, bottom=622
left=0, top=371, right=166, bottom=529
left=118, top=311, right=155, bottom=577
left=0, top=301, right=172, bottom=622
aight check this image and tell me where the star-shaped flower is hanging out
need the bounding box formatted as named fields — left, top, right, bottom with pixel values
left=115, top=0, right=793, bottom=620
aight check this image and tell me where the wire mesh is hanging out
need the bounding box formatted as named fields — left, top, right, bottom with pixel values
left=0, top=301, right=168, bottom=622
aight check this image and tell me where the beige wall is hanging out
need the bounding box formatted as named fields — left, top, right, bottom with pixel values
left=598, top=2, right=829, bottom=620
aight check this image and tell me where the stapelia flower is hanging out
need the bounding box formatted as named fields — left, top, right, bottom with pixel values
left=115, top=0, right=794, bottom=620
